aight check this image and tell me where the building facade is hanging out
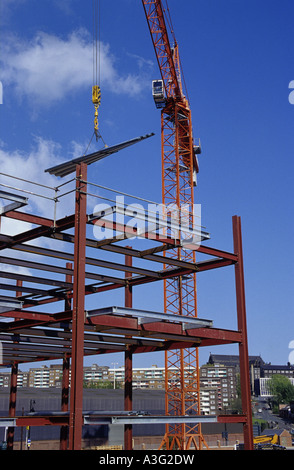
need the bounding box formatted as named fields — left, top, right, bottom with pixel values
left=0, top=369, right=29, bottom=388
left=83, top=364, right=110, bottom=385
left=257, top=364, right=294, bottom=397
left=0, top=361, right=238, bottom=415
left=3, top=355, right=293, bottom=406
left=200, top=363, right=237, bottom=414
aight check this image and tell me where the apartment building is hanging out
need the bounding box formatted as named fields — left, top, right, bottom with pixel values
left=83, top=364, right=109, bottom=384
left=200, top=388, right=219, bottom=415
left=28, top=366, right=60, bottom=388
left=200, top=363, right=237, bottom=413
left=0, top=364, right=110, bottom=389
left=208, top=353, right=265, bottom=395
left=108, top=365, right=165, bottom=390
left=1, top=360, right=241, bottom=416
left=0, top=369, right=29, bottom=388
left=28, top=364, right=111, bottom=388
left=0, top=370, right=10, bottom=388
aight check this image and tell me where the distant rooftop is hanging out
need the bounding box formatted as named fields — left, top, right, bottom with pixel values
left=208, top=354, right=265, bottom=367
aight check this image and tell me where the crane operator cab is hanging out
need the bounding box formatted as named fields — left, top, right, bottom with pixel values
left=152, top=80, right=166, bottom=108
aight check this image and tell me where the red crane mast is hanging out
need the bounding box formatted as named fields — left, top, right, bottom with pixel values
left=142, top=0, right=207, bottom=450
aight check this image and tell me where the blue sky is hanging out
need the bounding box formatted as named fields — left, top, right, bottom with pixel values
left=0, top=0, right=293, bottom=370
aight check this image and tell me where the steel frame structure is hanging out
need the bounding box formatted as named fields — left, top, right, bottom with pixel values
left=0, top=162, right=253, bottom=450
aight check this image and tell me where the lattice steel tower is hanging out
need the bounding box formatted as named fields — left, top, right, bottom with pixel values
left=142, top=0, right=208, bottom=450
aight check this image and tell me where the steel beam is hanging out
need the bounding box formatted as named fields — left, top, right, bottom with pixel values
left=0, top=270, right=73, bottom=289
left=0, top=296, right=23, bottom=314
left=0, top=282, right=68, bottom=299
left=0, top=255, right=126, bottom=301
left=218, top=414, right=247, bottom=424
left=47, top=231, right=200, bottom=271
left=60, top=353, right=70, bottom=450
left=86, top=306, right=212, bottom=329
left=124, top=250, right=133, bottom=450
left=8, top=242, right=163, bottom=278
left=68, top=163, right=87, bottom=451
left=3, top=211, right=54, bottom=227
left=6, top=362, right=18, bottom=450
left=232, top=215, right=254, bottom=450
left=0, top=190, right=28, bottom=215
left=45, top=133, right=155, bottom=177
left=85, top=414, right=218, bottom=425
left=0, top=412, right=218, bottom=428
left=0, top=214, right=75, bottom=250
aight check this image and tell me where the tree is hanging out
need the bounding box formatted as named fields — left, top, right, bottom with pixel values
left=268, top=374, right=294, bottom=406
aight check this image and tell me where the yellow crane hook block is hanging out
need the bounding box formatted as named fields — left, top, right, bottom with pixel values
left=92, top=85, right=101, bottom=140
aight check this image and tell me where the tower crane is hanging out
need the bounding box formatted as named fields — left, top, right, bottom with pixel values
left=142, top=0, right=207, bottom=450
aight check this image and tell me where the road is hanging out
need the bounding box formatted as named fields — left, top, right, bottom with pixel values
left=254, top=397, right=294, bottom=434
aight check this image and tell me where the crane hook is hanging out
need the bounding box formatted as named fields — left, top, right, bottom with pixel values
left=92, top=85, right=101, bottom=141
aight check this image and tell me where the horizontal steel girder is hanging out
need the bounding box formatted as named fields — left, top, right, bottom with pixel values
left=0, top=413, right=247, bottom=428
left=86, top=305, right=213, bottom=329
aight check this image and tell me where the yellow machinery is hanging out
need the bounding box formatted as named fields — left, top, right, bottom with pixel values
left=253, top=434, right=285, bottom=450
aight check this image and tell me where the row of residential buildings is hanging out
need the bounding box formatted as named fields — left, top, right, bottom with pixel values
left=209, top=354, right=294, bottom=397
left=1, top=355, right=294, bottom=414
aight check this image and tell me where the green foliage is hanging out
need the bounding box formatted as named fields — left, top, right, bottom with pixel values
left=236, top=373, right=241, bottom=398
left=228, top=396, right=243, bottom=413
left=268, top=374, right=294, bottom=406
left=252, top=418, right=268, bottom=433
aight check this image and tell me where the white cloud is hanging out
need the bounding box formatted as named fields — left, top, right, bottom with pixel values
left=0, top=137, right=82, bottom=282
left=0, top=136, right=101, bottom=235
left=1, top=29, right=149, bottom=106
left=0, top=137, right=63, bottom=232
left=0, top=136, right=60, bottom=189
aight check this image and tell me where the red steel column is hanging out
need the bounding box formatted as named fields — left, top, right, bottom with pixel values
left=60, top=262, right=72, bottom=450
left=68, top=163, right=87, bottom=450
left=60, top=353, right=70, bottom=450
left=124, top=250, right=133, bottom=450
left=7, top=279, right=22, bottom=450
left=232, top=215, right=254, bottom=450
left=6, top=362, right=18, bottom=450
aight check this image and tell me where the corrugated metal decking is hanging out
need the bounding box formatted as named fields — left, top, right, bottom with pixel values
left=45, top=133, right=155, bottom=178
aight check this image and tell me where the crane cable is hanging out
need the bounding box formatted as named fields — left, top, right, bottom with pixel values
left=163, top=0, right=176, bottom=44
left=92, top=0, right=101, bottom=141
left=163, top=0, right=190, bottom=107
